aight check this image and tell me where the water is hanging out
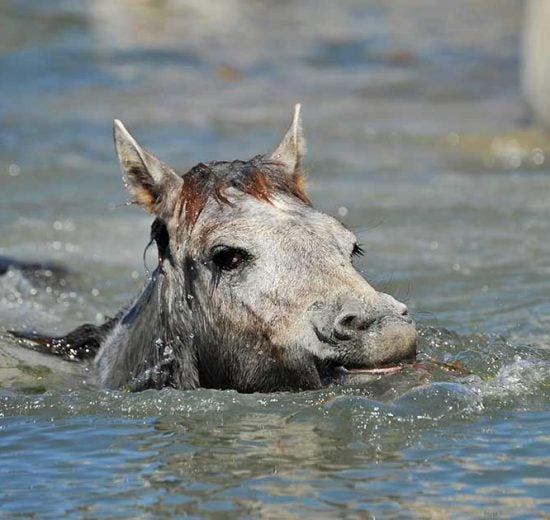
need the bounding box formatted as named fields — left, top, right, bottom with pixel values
left=1, top=0, right=549, bottom=517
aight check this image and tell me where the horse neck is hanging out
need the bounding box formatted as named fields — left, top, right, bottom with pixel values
left=110, top=267, right=200, bottom=389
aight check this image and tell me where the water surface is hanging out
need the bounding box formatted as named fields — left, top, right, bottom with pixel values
left=1, top=1, right=549, bottom=518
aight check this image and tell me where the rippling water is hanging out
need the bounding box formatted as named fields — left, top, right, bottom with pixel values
left=1, top=1, right=549, bottom=518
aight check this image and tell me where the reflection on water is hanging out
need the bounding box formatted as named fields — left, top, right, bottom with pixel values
left=0, top=0, right=549, bottom=517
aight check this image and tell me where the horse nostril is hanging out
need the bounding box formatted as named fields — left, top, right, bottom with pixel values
left=397, top=303, right=413, bottom=324
left=334, top=311, right=371, bottom=340
left=395, top=301, right=409, bottom=316
left=339, top=314, right=356, bottom=328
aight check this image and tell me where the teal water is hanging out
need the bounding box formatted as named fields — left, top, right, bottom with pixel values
left=1, top=1, right=549, bottom=518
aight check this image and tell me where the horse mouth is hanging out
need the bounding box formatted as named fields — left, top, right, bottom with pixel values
left=330, top=359, right=410, bottom=378
left=313, top=318, right=417, bottom=380
left=337, top=365, right=403, bottom=376
left=336, top=350, right=417, bottom=376
left=321, top=359, right=412, bottom=384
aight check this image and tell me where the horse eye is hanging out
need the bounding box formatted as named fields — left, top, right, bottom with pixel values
left=211, top=247, right=250, bottom=271
left=352, top=243, right=364, bottom=257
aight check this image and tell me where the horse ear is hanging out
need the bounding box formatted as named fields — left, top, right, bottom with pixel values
left=269, top=103, right=306, bottom=174
left=113, top=120, right=183, bottom=216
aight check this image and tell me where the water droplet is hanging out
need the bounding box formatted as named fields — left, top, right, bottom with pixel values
left=8, top=164, right=20, bottom=177
left=337, top=206, right=348, bottom=217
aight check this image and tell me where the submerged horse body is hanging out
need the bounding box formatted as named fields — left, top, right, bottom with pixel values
left=15, top=106, right=416, bottom=392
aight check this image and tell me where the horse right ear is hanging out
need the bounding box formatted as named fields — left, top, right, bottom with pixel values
left=269, top=103, right=307, bottom=174
left=113, top=120, right=183, bottom=216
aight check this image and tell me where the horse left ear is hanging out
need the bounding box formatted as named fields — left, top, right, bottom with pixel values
left=269, top=103, right=306, bottom=174
left=113, top=119, right=183, bottom=217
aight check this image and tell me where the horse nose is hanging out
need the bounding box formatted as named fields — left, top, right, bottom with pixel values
left=398, top=302, right=409, bottom=316
left=333, top=306, right=375, bottom=340
left=378, top=292, right=411, bottom=320
left=332, top=297, right=410, bottom=340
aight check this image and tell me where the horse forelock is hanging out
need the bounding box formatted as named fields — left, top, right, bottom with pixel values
left=174, top=158, right=310, bottom=231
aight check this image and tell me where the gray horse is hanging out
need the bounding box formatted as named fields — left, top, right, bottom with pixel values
left=15, top=105, right=416, bottom=392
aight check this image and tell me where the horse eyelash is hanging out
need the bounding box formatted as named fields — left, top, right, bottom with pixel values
left=352, top=243, right=365, bottom=257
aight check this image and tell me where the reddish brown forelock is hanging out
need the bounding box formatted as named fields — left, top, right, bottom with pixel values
left=177, top=166, right=210, bottom=228
left=212, top=175, right=232, bottom=207
left=241, top=167, right=310, bottom=206
left=176, top=162, right=311, bottom=230
left=243, top=169, right=272, bottom=202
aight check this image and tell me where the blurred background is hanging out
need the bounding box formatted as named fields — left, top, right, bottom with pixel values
left=1, top=2, right=550, bottom=518
left=1, top=0, right=549, bottom=341
left=3, top=0, right=549, bottom=341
